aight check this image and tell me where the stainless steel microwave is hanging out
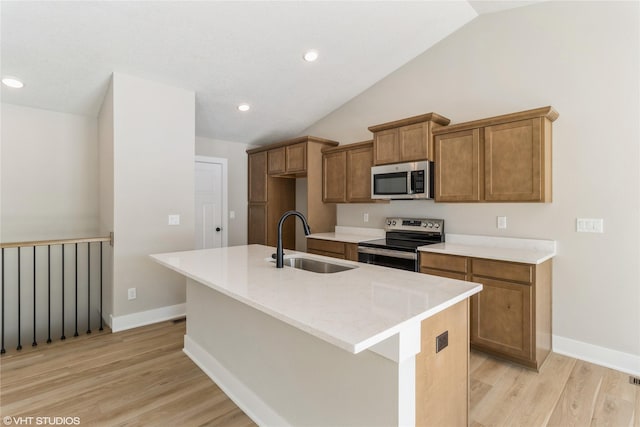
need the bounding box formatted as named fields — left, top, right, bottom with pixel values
left=371, top=161, right=434, bottom=200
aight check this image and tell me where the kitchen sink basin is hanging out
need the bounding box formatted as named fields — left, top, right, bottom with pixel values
left=271, top=257, right=358, bottom=274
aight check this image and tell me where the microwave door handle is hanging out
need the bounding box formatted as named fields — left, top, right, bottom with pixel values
left=407, top=171, right=414, bottom=195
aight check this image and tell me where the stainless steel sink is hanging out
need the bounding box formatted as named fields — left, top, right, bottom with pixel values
left=271, top=257, right=357, bottom=274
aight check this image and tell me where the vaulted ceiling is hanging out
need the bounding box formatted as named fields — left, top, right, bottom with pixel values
left=1, top=1, right=542, bottom=145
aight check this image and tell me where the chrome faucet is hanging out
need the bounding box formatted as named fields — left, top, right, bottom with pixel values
left=276, top=210, right=311, bottom=268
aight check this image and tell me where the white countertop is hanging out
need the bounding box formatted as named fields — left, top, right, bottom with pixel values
left=419, top=233, right=557, bottom=264
left=150, top=244, right=481, bottom=354
left=307, top=225, right=385, bottom=244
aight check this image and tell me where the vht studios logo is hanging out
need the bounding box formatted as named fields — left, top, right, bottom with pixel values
left=2, top=416, right=81, bottom=426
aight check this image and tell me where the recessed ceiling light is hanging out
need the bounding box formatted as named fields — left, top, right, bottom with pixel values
left=238, top=104, right=250, bottom=112
left=2, top=77, right=24, bottom=89
left=303, top=50, right=319, bottom=62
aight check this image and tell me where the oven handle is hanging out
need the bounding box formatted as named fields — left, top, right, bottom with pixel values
left=357, top=246, right=417, bottom=260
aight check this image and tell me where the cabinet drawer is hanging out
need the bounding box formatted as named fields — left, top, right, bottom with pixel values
left=420, top=253, right=468, bottom=273
left=420, top=268, right=468, bottom=281
left=307, top=238, right=345, bottom=255
left=307, top=249, right=346, bottom=260
left=472, top=259, right=533, bottom=284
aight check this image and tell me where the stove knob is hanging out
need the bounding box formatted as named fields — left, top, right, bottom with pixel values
left=427, top=222, right=433, bottom=228
left=434, top=223, right=440, bottom=229
left=391, top=220, right=397, bottom=226
left=422, top=223, right=428, bottom=227
left=386, top=220, right=392, bottom=226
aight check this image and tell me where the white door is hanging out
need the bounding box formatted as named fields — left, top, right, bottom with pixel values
left=195, top=159, right=226, bottom=249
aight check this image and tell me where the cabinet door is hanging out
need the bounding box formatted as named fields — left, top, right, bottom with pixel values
left=323, top=151, right=347, bottom=203
left=247, top=203, right=267, bottom=245
left=435, top=129, right=482, bottom=202
left=420, top=253, right=468, bottom=273
left=399, top=122, right=430, bottom=161
left=346, top=146, right=373, bottom=202
left=470, top=276, right=533, bottom=361
left=484, top=118, right=543, bottom=201
left=248, top=152, right=268, bottom=203
left=268, top=147, right=286, bottom=175
left=286, top=143, right=307, bottom=174
left=373, top=129, right=399, bottom=165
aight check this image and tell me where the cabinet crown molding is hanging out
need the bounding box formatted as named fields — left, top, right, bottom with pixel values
left=432, top=106, right=559, bottom=135
left=246, top=135, right=339, bottom=154
left=367, top=112, right=451, bottom=132
left=321, top=140, right=373, bottom=154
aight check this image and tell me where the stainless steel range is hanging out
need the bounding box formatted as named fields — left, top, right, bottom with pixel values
left=357, top=217, right=444, bottom=272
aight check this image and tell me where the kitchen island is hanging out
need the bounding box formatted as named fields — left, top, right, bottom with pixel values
left=151, top=244, right=482, bottom=426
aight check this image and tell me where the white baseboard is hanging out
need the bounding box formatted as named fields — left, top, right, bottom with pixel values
left=553, top=334, right=640, bottom=376
left=183, top=335, right=290, bottom=427
left=110, top=303, right=186, bottom=332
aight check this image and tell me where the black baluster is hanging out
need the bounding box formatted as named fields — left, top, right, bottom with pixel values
left=47, top=245, right=51, bottom=344
left=32, top=246, right=37, bottom=347
left=61, top=244, right=65, bottom=341
left=1, top=247, right=5, bottom=354
left=99, top=242, right=103, bottom=331
left=17, top=247, right=22, bottom=351
left=74, top=243, right=78, bottom=337
left=86, top=242, right=91, bottom=334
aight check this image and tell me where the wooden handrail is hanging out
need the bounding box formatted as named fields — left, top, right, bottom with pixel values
left=0, top=235, right=111, bottom=249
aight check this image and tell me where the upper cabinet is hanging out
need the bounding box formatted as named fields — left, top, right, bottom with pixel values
left=322, top=140, right=383, bottom=203
left=247, top=136, right=339, bottom=250
left=266, top=138, right=327, bottom=177
left=268, top=142, right=307, bottom=176
left=433, top=106, right=558, bottom=203
left=368, top=113, right=451, bottom=165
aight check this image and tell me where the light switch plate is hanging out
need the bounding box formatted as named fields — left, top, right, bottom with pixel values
left=576, top=218, right=604, bottom=233
left=497, top=216, right=507, bottom=229
left=168, top=214, right=180, bottom=225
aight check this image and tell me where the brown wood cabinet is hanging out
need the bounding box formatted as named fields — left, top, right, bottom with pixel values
left=267, top=142, right=308, bottom=176
left=368, top=113, right=450, bottom=165
left=247, top=151, right=295, bottom=249
left=433, top=106, right=558, bottom=203
left=248, top=136, right=339, bottom=251
left=322, top=140, right=383, bottom=203
left=419, top=252, right=552, bottom=370
left=416, top=299, right=469, bottom=427
left=306, top=237, right=358, bottom=261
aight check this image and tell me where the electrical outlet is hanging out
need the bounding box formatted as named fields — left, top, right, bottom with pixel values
left=128, top=288, right=137, bottom=300
left=229, top=210, right=236, bottom=219
left=168, top=214, right=180, bottom=225
left=497, top=216, right=507, bottom=229
left=436, top=331, right=448, bottom=353
left=576, top=218, right=604, bottom=233
left=363, top=213, right=369, bottom=223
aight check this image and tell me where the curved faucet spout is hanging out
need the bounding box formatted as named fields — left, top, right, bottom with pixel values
left=276, top=210, right=311, bottom=268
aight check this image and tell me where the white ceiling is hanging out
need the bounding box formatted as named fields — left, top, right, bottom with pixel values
left=1, top=1, right=540, bottom=145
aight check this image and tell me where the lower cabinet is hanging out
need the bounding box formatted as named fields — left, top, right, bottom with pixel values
left=415, top=299, right=468, bottom=426
left=420, top=252, right=551, bottom=370
left=306, top=238, right=358, bottom=261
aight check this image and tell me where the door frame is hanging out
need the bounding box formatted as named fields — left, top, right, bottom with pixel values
left=195, top=155, right=229, bottom=248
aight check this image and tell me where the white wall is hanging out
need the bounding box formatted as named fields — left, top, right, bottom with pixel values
left=195, top=136, right=254, bottom=247
left=303, top=1, right=640, bottom=368
left=98, top=80, right=115, bottom=323
left=1, top=104, right=99, bottom=242
left=109, top=72, right=195, bottom=319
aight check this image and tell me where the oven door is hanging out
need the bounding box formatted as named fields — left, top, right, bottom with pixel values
left=357, top=247, right=417, bottom=272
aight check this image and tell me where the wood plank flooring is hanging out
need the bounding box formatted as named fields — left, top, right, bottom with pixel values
left=1, top=320, right=638, bottom=426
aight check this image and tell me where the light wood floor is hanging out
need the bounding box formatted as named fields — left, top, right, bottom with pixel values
left=1, top=320, right=638, bottom=426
